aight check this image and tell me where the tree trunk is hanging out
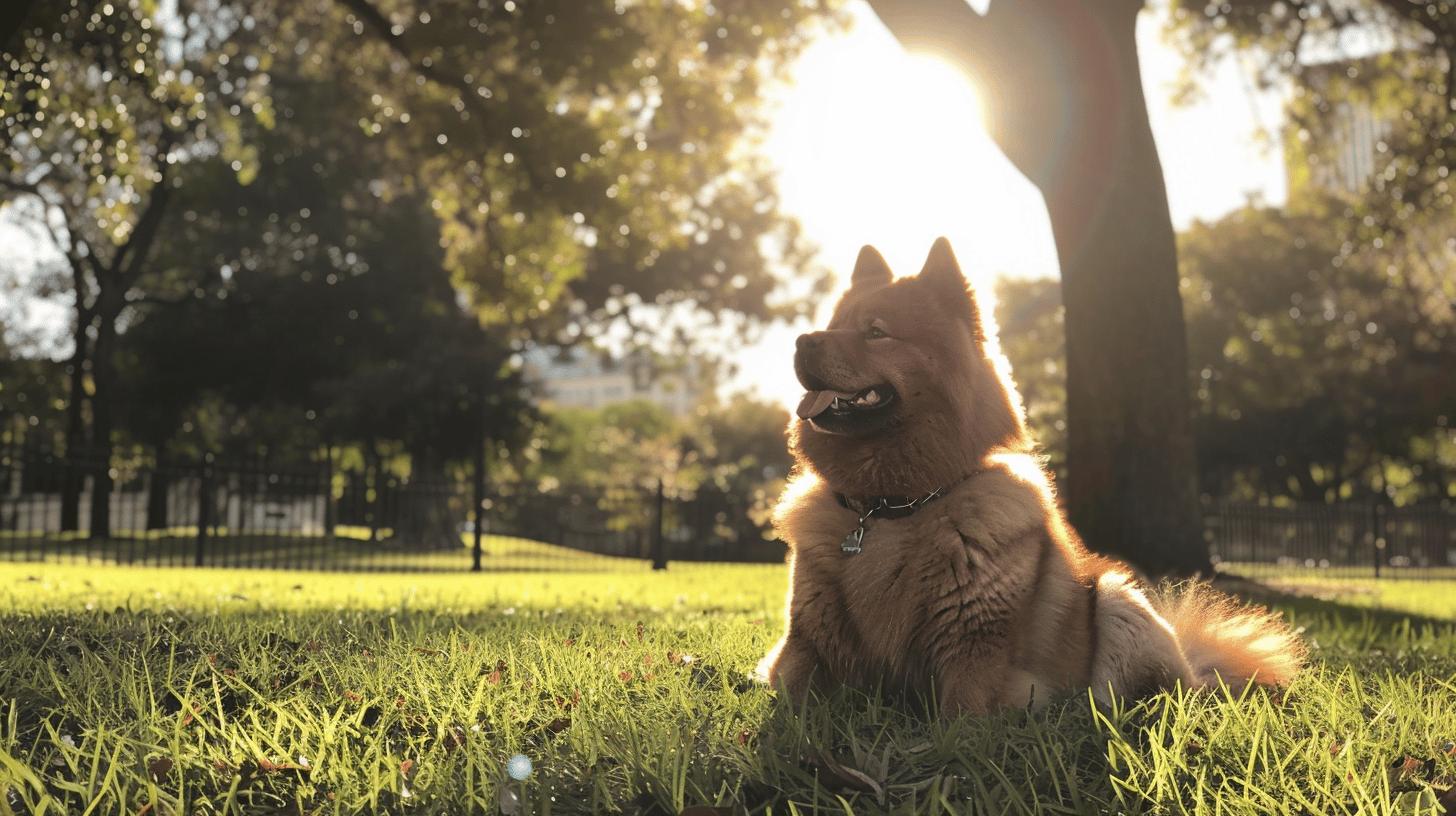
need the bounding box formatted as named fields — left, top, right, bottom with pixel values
left=400, top=444, right=461, bottom=551
left=366, top=439, right=381, bottom=543
left=146, top=468, right=170, bottom=530
left=1041, top=12, right=1207, bottom=577
left=868, top=0, right=1209, bottom=576
left=87, top=311, right=117, bottom=540
left=84, top=175, right=169, bottom=542
left=60, top=318, right=88, bottom=532
left=322, top=444, right=336, bottom=537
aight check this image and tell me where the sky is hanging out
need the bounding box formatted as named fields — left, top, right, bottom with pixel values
left=735, top=1, right=1288, bottom=409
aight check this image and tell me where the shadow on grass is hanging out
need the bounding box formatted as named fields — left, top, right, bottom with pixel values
left=739, top=685, right=1122, bottom=813
left=1221, top=575, right=1456, bottom=629
left=1218, top=576, right=1456, bottom=675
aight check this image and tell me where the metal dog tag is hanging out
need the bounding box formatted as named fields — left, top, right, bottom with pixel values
left=840, top=525, right=865, bottom=554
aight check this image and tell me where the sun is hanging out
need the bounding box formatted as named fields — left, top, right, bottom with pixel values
left=738, top=11, right=1059, bottom=411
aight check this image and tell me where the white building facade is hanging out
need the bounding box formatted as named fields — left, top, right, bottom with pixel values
left=520, top=347, right=703, bottom=416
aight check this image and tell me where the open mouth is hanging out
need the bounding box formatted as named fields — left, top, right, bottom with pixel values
left=796, top=385, right=897, bottom=422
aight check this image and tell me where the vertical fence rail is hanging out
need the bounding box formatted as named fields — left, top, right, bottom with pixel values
left=472, top=434, right=484, bottom=573
left=651, top=478, right=667, bottom=571
left=195, top=454, right=210, bottom=567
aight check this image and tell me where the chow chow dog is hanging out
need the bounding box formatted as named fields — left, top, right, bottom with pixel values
left=757, top=238, right=1302, bottom=715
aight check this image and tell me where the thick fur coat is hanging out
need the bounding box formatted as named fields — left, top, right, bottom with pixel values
left=757, top=239, right=1303, bottom=714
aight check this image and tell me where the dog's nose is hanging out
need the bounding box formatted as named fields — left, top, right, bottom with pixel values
left=796, top=333, right=821, bottom=352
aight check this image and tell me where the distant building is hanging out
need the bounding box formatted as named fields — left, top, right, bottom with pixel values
left=520, top=346, right=704, bottom=416
left=1287, top=60, right=1393, bottom=196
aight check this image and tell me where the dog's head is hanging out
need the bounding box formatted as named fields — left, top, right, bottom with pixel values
left=789, top=238, right=1027, bottom=496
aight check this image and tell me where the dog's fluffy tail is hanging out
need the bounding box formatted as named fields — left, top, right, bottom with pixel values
left=1155, top=583, right=1305, bottom=689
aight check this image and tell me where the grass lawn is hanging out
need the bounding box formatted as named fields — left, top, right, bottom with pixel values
left=1, top=562, right=1454, bottom=815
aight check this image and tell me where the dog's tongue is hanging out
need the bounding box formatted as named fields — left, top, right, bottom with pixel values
left=796, top=389, right=858, bottom=419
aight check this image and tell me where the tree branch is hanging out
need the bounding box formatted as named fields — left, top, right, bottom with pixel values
left=1368, top=0, right=1454, bottom=47
left=0, top=174, right=45, bottom=199
left=111, top=175, right=172, bottom=287
left=0, top=173, right=67, bottom=252
left=333, top=0, right=553, bottom=194
left=0, top=173, right=101, bottom=318
left=865, top=0, right=993, bottom=70
left=124, top=291, right=194, bottom=308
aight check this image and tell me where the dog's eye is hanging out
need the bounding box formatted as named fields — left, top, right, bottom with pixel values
left=865, top=323, right=889, bottom=340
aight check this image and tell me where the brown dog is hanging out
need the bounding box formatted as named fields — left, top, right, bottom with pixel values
left=757, top=238, right=1302, bottom=714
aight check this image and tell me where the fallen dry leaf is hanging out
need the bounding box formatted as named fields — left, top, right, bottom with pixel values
left=1388, top=755, right=1427, bottom=789
left=808, top=751, right=885, bottom=805
left=444, top=725, right=467, bottom=752
left=256, top=757, right=309, bottom=774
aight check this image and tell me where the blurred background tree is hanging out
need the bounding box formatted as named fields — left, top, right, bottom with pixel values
left=499, top=393, right=792, bottom=539
left=1, top=0, right=836, bottom=543
left=1166, top=0, right=1454, bottom=237
left=997, top=197, right=1454, bottom=508
left=1, top=0, right=271, bottom=534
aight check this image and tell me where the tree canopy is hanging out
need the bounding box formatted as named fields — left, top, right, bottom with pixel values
left=1, top=0, right=836, bottom=470
left=996, top=199, right=1455, bottom=507
left=1166, top=0, right=1454, bottom=235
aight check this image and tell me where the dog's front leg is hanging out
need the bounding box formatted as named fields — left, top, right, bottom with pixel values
left=931, top=635, right=1012, bottom=717
left=756, top=627, right=826, bottom=700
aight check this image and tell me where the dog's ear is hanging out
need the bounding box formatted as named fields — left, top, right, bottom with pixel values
left=850, top=245, right=893, bottom=290
left=917, top=237, right=981, bottom=333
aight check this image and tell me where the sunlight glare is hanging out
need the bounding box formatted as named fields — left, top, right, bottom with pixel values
left=744, top=16, right=1059, bottom=411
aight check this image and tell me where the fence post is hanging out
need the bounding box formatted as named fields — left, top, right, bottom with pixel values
left=1372, top=501, right=1386, bottom=579
left=650, top=477, right=667, bottom=571
left=195, top=452, right=212, bottom=567
left=472, top=434, right=484, bottom=573
left=323, top=445, right=335, bottom=541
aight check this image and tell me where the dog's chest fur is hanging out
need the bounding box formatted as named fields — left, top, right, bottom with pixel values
left=779, top=467, right=1063, bottom=698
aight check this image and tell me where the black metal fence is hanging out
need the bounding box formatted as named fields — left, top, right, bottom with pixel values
left=1206, top=500, right=1456, bottom=580
left=4, top=443, right=1454, bottom=577
left=0, top=443, right=781, bottom=571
